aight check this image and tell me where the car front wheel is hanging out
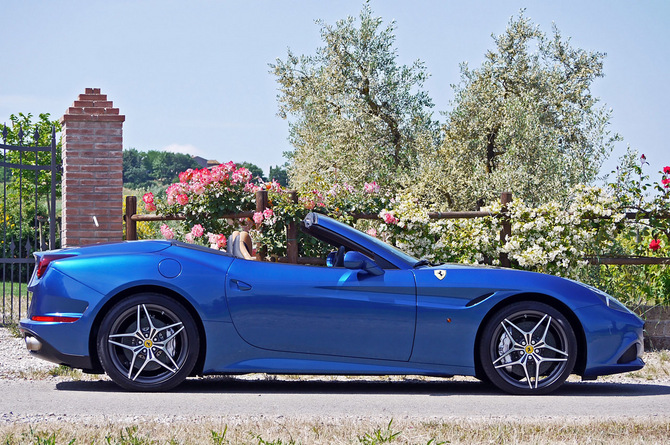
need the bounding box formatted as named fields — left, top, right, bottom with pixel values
left=97, top=293, right=199, bottom=391
left=479, top=301, right=577, bottom=395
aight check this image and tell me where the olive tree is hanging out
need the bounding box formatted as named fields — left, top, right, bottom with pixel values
left=271, top=4, right=439, bottom=192
left=423, top=13, right=619, bottom=210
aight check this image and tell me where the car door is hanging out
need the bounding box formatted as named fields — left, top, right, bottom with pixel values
left=225, top=260, right=417, bottom=361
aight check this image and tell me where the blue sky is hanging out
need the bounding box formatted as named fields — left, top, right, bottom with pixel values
left=1, top=0, right=668, bottom=182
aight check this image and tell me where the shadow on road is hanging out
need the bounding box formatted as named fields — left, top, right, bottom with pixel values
left=56, top=377, right=670, bottom=397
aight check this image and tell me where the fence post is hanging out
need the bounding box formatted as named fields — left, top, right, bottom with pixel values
left=287, top=191, right=298, bottom=264
left=255, top=190, right=269, bottom=260
left=125, top=196, right=137, bottom=241
left=499, top=192, right=512, bottom=268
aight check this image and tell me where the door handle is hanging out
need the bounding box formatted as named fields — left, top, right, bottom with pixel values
left=231, top=279, right=252, bottom=291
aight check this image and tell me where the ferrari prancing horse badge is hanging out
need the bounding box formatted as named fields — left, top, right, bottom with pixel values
left=434, top=270, right=446, bottom=280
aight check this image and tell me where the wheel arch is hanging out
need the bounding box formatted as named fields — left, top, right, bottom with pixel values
left=88, top=284, right=208, bottom=377
left=473, top=292, right=587, bottom=380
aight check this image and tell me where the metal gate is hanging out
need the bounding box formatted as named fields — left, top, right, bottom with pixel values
left=1, top=125, right=60, bottom=324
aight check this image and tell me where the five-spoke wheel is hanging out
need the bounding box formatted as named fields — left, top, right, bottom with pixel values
left=97, top=293, right=199, bottom=391
left=479, top=301, right=577, bottom=395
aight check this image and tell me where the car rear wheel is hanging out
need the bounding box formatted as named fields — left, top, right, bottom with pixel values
left=479, top=301, right=577, bottom=395
left=97, top=293, right=199, bottom=391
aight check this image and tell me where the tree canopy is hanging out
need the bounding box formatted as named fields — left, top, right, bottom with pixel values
left=271, top=4, right=439, bottom=192
left=420, top=12, right=619, bottom=209
left=123, top=148, right=201, bottom=190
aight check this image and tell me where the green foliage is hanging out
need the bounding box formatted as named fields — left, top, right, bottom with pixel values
left=609, top=149, right=670, bottom=244
left=271, top=3, right=439, bottom=192
left=210, top=427, right=229, bottom=445
left=268, top=163, right=289, bottom=187
left=358, top=420, right=402, bottom=445
left=123, top=148, right=201, bottom=190
left=415, top=12, right=617, bottom=210
left=1, top=113, right=61, bottom=260
left=105, top=426, right=157, bottom=445
left=4, top=322, right=22, bottom=337
left=1, top=113, right=62, bottom=199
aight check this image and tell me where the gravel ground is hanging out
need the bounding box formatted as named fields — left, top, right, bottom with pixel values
left=0, top=326, right=54, bottom=379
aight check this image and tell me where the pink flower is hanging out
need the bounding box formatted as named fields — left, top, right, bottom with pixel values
left=244, top=182, right=261, bottom=193
left=649, top=239, right=661, bottom=251
left=191, top=224, right=204, bottom=238
left=253, top=212, right=263, bottom=224
left=166, top=184, right=184, bottom=205
left=179, top=169, right=193, bottom=183
left=208, top=233, right=227, bottom=249
left=263, top=208, right=274, bottom=219
left=662, top=178, right=670, bottom=188
left=381, top=211, right=399, bottom=225
left=160, top=224, right=174, bottom=240
left=142, top=192, right=154, bottom=204
left=145, top=203, right=156, bottom=212
left=364, top=181, right=380, bottom=194
left=184, top=233, right=194, bottom=243
left=664, top=166, right=670, bottom=175
left=366, top=228, right=378, bottom=237
left=177, top=194, right=189, bottom=206
left=191, top=182, right=205, bottom=195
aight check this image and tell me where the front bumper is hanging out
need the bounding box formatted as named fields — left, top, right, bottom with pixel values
left=576, top=303, right=646, bottom=378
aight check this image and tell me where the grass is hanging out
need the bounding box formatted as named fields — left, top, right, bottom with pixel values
left=17, top=364, right=85, bottom=381
left=623, top=350, right=670, bottom=381
left=1, top=418, right=670, bottom=444
left=1, top=280, right=31, bottom=324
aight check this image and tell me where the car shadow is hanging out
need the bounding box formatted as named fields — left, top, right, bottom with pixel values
left=55, top=377, right=670, bottom=397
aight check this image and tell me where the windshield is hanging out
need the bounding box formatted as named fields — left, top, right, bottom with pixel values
left=357, top=228, right=419, bottom=265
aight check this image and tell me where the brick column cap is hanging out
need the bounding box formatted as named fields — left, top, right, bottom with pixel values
left=60, top=88, right=125, bottom=124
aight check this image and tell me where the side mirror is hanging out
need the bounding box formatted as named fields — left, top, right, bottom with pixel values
left=343, top=251, right=384, bottom=276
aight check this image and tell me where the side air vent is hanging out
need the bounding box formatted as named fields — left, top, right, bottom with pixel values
left=466, top=292, right=495, bottom=307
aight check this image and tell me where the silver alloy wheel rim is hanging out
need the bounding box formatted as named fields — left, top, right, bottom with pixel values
left=490, top=310, right=569, bottom=390
left=107, top=304, right=188, bottom=383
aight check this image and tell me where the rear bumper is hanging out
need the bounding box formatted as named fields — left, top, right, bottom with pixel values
left=18, top=326, right=98, bottom=372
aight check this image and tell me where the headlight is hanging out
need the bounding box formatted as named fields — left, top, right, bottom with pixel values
left=572, top=280, right=633, bottom=314
left=590, top=287, right=632, bottom=314
left=602, top=294, right=633, bottom=314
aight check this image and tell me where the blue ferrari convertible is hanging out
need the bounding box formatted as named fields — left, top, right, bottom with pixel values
left=20, top=212, right=644, bottom=394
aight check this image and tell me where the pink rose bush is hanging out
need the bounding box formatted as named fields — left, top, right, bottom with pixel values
left=142, top=162, right=270, bottom=248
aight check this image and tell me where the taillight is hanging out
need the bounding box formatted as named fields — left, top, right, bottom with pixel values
left=36, top=254, right=75, bottom=278
left=31, top=315, right=80, bottom=323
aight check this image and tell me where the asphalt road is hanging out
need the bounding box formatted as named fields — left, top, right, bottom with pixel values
left=3, top=377, right=670, bottom=420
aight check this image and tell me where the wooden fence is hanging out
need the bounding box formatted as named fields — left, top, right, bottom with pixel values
left=124, top=191, right=670, bottom=267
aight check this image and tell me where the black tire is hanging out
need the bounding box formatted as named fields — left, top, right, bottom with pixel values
left=479, top=301, right=577, bottom=395
left=97, top=293, right=199, bottom=391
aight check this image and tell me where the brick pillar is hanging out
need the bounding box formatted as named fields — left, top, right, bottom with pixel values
left=60, top=88, right=125, bottom=247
